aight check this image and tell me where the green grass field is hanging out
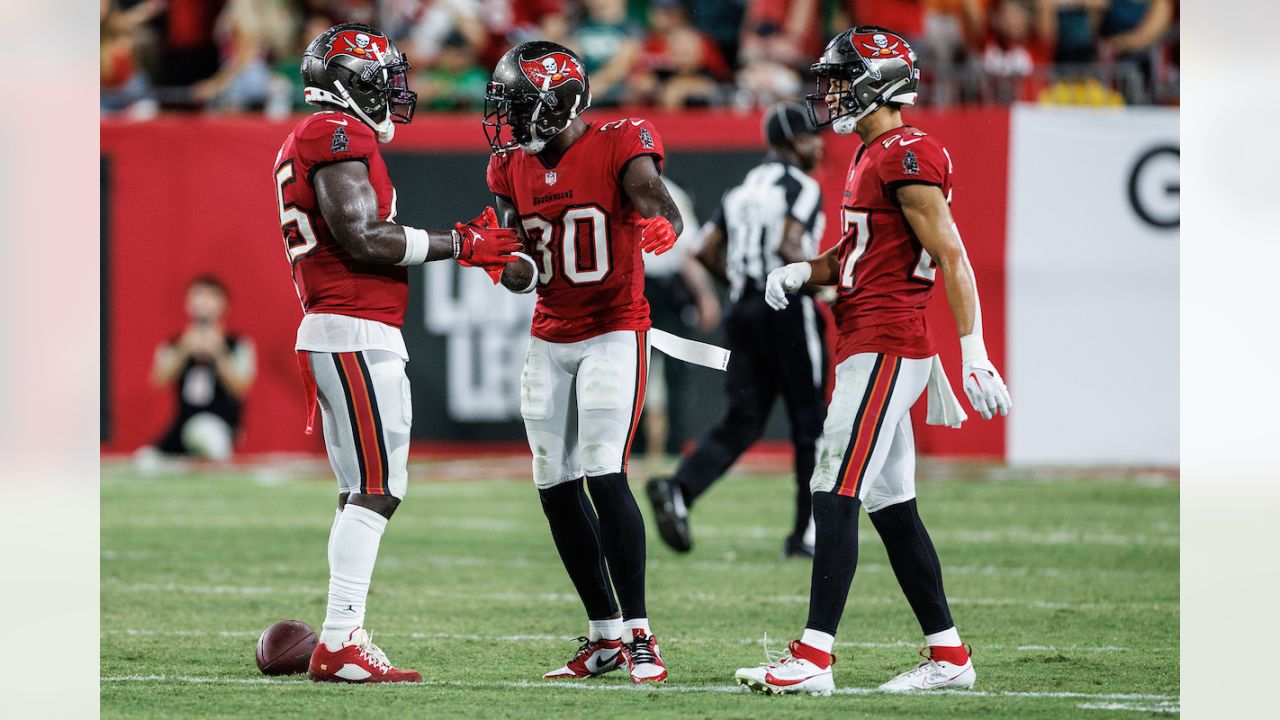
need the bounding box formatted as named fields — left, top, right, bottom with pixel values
left=101, top=461, right=1178, bottom=718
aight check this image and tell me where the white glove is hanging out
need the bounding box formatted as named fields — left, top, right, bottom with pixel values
left=764, top=262, right=812, bottom=310
left=962, top=357, right=1012, bottom=420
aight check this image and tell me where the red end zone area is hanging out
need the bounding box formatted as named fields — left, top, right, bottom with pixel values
left=100, top=108, right=1010, bottom=459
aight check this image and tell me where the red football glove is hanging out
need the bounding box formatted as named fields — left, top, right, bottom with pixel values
left=454, top=221, right=522, bottom=284
left=463, top=205, right=499, bottom=229
left=637, top=216, right=677, bottom=255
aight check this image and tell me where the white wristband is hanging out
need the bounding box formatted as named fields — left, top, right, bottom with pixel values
left=508, top=252, right=539, bottom=294
left=959, top=333, right=987, bottom=364
left=397, top=226, right=431, bottom=266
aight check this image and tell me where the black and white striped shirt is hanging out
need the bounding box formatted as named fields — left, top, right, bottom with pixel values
left=709, top=155, right=825, bottom=301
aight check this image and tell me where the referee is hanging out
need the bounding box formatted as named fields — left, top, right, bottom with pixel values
left=647, top=102, right=828, bottom=558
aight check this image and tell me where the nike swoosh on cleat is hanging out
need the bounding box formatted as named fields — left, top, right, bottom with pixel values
left=589, top=651, right=620, bottom=673
left=765, top=672, right=826, bottom=687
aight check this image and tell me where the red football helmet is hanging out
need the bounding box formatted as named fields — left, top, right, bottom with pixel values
left=806, top=26, right=919, bottom=135
left=301, top=23, right=417, bottom=143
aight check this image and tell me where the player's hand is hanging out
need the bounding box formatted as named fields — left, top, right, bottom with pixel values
left=961, top=358, right=1012, bottom=420
left=454, top=222, right=522, bottom=284
left=764, top=262, right=812, bottom=311
left=463, top=206, right=499, bottom=229
left=637, top=216, right=677, bottom=255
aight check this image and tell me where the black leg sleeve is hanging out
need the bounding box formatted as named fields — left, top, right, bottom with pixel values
left=538, top=479, right=618, bottom=620
left=804, top=491, right=861, bottom=635
left=869, top=498, right=955, bottom=635
left=586, top=472, right=648, bottom=620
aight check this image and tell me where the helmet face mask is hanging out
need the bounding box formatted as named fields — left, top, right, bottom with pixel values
left=301, top=23, right=418, bottom=143
left=484, top=42, right=591, bottom=155
left=805, top=26, right=919, bottom=135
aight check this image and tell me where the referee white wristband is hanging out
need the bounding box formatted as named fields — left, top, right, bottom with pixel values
left=959, top=333, right=988, bottom=364
left=508, top=252, right=539, bottom=294
left=397, top=226, right=431, bottom=266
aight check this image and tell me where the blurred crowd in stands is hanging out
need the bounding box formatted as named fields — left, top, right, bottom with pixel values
left=101, top=0, right=1178, bottom=118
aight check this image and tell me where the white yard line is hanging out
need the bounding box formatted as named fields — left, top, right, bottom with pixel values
left=103, top=582, right=1175, bottom=612
left=99, top=674, right=1176, bottom=703
left=101, top=628, right=1174, bottom=654
left=1077, top=700, right=1179, bottom=714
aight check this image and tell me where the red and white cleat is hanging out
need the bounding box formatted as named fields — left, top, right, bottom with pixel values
left=543, top=636, right=625, bottom=679
left=878, top=646, right=975, bottom=692
left=734, top=639, right=834, bottom=696
left=308, top=628, right=422, bottom=683
left=621, top=629, right=668, bottom=683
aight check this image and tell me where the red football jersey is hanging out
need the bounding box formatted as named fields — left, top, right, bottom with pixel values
left=832, top=125, right=954, bottom=362
left=486, top=118, right=665, bottom=342
left=273, top=111, right=407, bottom=327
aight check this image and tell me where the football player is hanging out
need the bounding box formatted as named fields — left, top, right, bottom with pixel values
left=734, top=27, right=1012, bottom=695
left=483, top=41, right=684, bottom=683
left=273, top=23, right=520, bottom=683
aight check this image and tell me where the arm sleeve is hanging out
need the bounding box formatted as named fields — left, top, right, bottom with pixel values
left=611, top=118, right=666, bottom=181
left=296, top=118, right=379, bottom=184
left=880, top=135, right=950, bottom=197
left=485, top=153, right=514, bottom=201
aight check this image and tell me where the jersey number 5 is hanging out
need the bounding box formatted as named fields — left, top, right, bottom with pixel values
left=275, top=160, right=318, bottom=263
left=521, top=205, right=611, bottom=286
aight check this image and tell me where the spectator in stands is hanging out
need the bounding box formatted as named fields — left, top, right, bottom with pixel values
left=154, top=0, right=226, bottom=97
left=190, top=0, right=298, bottom=113
left=685, top=0, right=747, bottom=68
left=416, top=30, right=490, bottom=110
left=835, top=0, right=925, bottom=45
left=144, top=276, right=256, bottom=462
left=383, top=0, right=486, bottom=69
left=1099, top=0, right=1173, bottom=101
left=101, top=0, right=166, bottom=115
left=979, top=0, right=1049, bottom=102
left=1040, top=0, right=1107, bottom=65
left=571, top=0, right=643, bottom=106
left=920, top=0, right=987, bottom=105
left=478, top=0, right=570, bottom=68
left=734, top=0, right=820, bottom=106
left=630, top=0, right=731, bottom=108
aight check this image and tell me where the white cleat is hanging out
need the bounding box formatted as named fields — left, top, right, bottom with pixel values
left=878, top=648, right=976, bottom=692
left=542, top=636, right=625, bottom=679
left=621, top=630, right=668, bottom=683
left=734, top=639, right=834, bottom=696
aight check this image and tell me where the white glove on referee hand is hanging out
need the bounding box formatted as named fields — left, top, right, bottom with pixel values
left=765, top=262, right=812, bottom=310
left=962, top=357, right=1012, bottom=420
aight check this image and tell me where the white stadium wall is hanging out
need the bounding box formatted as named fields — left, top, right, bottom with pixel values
left=1005, top=105, right=1179, bottom=465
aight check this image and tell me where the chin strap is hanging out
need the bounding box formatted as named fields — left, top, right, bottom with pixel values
left=832, top=76, right=914, bottom=135
left=519, top=86, right=590, bottom=155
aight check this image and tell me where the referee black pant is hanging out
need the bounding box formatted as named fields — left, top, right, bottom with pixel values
left=673, top=290, right=828, bottom=539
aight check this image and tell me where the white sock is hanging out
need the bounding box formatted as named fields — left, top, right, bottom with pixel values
left=924, top=627, right=962, bottom=647
left=801, top=628, right=835, bottom=654
left=588, top=618, right=623, bottom=642
left=320, top=504, right=388, bottom=650
left=623, top=617, right=652, bottom=639
left=327, top=508, right=341, bottom=560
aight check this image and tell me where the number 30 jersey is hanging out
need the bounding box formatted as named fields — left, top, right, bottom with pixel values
left=273, top=111, right=408, bottom=327
left=833, top=125, right=954, bottom=363
left=486, top=118, right=665, bottom=343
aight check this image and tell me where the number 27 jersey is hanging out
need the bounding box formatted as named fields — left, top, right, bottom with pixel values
left=833, top=125, right=954, bottom=362
left=486, top=119, right=665, bottom=343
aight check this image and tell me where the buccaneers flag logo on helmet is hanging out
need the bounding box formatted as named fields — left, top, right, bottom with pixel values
left=519, top=52, right=586, bottom=90
left=323, top=29, right=389, bottom=65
